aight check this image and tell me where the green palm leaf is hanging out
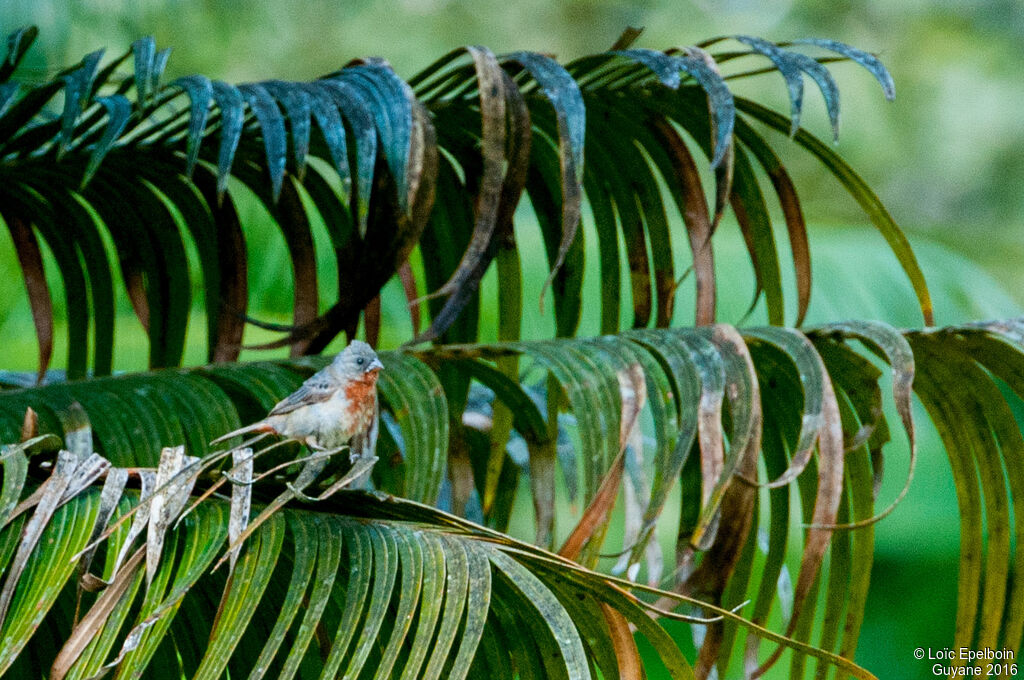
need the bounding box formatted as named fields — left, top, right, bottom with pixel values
left=0, top=443, right=883, bottom=679
left=1, top=321, right=1022, bottom=676
left=1, top=27, right=927, bottom=377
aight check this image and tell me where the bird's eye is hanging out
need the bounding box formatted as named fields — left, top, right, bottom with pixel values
left=356, top=357, right=365, bottom=366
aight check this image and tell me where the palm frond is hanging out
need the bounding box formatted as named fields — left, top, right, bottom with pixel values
left=3, top=320, right=1024, bottom=675
left=0, top=438, right=883, bottom=680
left=1, top=27, right=929, bottom=379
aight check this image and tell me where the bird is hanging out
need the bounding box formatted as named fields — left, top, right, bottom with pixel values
left=211, top=340, right=384, bottom=457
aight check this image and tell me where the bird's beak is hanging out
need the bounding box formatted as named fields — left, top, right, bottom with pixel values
left=369, top=357, right=384, bottom=371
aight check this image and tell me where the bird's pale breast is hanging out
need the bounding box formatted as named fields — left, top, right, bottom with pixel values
left=343, top=376, right=378, bottom=433
left=263, top=372, right=378, bottom=449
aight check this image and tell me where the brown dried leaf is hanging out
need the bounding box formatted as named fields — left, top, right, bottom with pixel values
left=363, top=294, right=381, bottom=348
left=673, top=372, right=759, bottom=676
left=559, top=363, right=646, bottom=561
left=51, top=547, right=145, bottom=680
left=227, top=447, right=253, bottom=573
left=20, top=407, right=37, bottom=442
left=277, top=180, right=319, bottom=358
left=398, top=260, right=421, bottom=335
left=652, top=120, right=715, bottom=326
left=193, top=168, right=247, bottom=363
left=5, top=215, right=53, bottom=383
left=600, top=603, right=644, bottom=677
left=123, top=268, right=150, bottom=334
left=752, top=368, right=844, bottom=678
left=413, top=65, right=530, bottom=344
left=769, top=164, right=809, bottom=325
left=106, top=470, right=156, bottom=580
left=609, top=26, right=644, bottom=50
left=76, top=467, right=129, bottom=593
left=146, top=446, right=200, bottom=585
left=424, top=46, right=506, bottom=302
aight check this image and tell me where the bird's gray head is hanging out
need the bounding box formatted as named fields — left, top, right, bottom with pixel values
left=331, top=340, right=384, bottom=380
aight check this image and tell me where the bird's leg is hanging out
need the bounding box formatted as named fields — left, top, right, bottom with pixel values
left=289, top=455, right=378, bottom=502
left=320, top=456, right=378, bottom=499
left=285, top=482, right=320, bottom=502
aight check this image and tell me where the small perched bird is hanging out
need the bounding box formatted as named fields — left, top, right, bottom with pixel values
left=211, top=340, right=384, bottom=456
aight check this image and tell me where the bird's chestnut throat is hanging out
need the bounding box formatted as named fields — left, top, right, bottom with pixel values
left=343, top=368, right=381, bottom=408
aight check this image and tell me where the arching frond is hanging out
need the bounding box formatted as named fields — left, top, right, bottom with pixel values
left=0, top=27, right=929, bottom=380
left=2, top=320, right=1023, bottom=676
left=0, top=439, right=880, bottom=680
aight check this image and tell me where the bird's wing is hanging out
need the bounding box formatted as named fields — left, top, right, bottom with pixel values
left=267, top=369, right=337, bottom=416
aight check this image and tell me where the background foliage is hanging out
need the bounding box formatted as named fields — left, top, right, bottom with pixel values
left=5, top=0, right=1023, bottom=295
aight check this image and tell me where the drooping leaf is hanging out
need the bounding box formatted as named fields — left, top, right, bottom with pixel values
left=238, top=83, right=288, bottom=200
left=0, top=26, right=38, bottom=82
left=169, top=74, right=213, bottom=178
left=57, top=50, right=104, bottom=158
left=736, top=97, right=934, bottom=325
left=262, top=80, right=312, bottom=179
left=209, top=80, right=246, bottom=196
left=788, top=38, right=895, bottom=100
left=503, top=51, right=585, bottom=296
left=0, top=28, right=921, bottom=366
left=82, top=94, right=132, bottom=185
left=131, top=37, right=156, bottom=107
left=337, top=60, right=416, bottom=213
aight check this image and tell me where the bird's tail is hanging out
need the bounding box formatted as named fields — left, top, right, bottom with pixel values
left=210, top=421, right=276, bottom=446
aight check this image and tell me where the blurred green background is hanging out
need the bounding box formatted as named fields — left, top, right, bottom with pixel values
left=2, top=1, right=1023, bottom=678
